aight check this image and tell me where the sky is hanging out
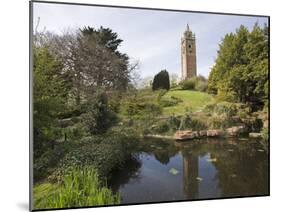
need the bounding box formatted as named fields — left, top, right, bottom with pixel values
left=33, top=2, right=268, bottom=80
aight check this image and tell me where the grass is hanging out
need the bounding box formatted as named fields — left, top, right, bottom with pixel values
left=162, top=90, right=214, bottom=116
left=33, top=167, right=120, bottom=210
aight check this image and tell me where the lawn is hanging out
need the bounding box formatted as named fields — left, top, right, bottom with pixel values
left=162, top=90, right=214, bottom=116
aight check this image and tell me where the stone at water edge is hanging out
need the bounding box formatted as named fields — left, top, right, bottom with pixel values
left=206, top=129, right=223, bottom=137
left=199, top=130, right=207, bottom=137
left=226, top=125, right=245, bottom=137
left=174, top=130, right=194, bottom=140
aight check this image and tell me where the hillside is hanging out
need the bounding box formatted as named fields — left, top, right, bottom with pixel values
left=162, top=90, right=214, bottom=116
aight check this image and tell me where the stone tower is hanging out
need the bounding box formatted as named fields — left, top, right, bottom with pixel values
left=181, top=24, right=197, bottom=80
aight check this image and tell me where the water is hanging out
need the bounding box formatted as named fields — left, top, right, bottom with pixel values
left=109, top=138, right=269, bottom=204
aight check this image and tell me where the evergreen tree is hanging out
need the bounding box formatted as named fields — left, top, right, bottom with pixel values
left=152, top=70, right=170, bottom=91
left=207, top=24, right=269, bottom=109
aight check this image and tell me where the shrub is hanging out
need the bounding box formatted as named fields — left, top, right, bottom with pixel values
left=33, top=167, right=120, bottom=209
left=195, top=80, right=208, bottom=92
left=168, top=116, right=181, bottom=130
left=179, top=114, right=206, bottom=130
left=208, top=114, right=234, bottom=129
left=180, top=75, right=208, bottom=91
left=124, top=102, right=162, bottom=118
left=150, top=121, right=170, bottom=133
left=180, top=78, right=196, bottom=90
left=159, top=96, right=182, bottom=107
left=152, top=70, right=170, bottom=91
left=49, top=132, right=139, bottom=182
left=83, top=91, right=117, bottom=135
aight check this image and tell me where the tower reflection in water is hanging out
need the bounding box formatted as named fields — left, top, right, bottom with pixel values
left=182, top=151, right=199, bottom=199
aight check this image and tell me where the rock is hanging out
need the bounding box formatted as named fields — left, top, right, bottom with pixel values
left=226, top=125, right=245, bottom=137
left=199, top=130, right=207, bottom=137
left=207, top=129, right=223, bottom=137
left=249, top=132, right=263, bottom=138
left=192, top=131, right=199, bottom=138
left=174, top=130, right=194, bottom=140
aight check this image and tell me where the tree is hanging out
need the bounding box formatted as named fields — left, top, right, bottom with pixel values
left=78, top=26, right=131, bottom=91
left=33, top=46, right=67, bottom=158
left=35, top=26, right=137, bottom=106
left=207, top=24, right=269, bottom=109
left=152, top=70, right=170, bottom=91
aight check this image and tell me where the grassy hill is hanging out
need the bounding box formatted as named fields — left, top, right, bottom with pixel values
left=162, top=90, right=214, bottom=116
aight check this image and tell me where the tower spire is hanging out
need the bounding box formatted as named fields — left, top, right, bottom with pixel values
left=186, top=23, right=190, bottom=31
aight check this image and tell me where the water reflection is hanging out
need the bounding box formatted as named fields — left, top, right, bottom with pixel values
left=182, top=152, right=198, bottom=199
left=109, top=138, right=268, bottom=204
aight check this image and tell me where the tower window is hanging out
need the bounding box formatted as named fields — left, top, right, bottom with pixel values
left=189, top=44, right=192, bottom=48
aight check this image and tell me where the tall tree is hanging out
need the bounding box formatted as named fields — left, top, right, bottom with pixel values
left=33, top=46, right=67, bottom=157
left=207, top=24, right=269, bottom=109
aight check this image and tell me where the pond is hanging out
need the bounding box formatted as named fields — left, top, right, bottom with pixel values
left=109, top=137, right=269, bottom=204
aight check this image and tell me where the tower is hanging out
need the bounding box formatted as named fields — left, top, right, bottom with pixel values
left=181, top=24, right=197, bottom=80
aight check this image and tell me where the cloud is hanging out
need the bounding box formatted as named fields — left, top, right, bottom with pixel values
left=33, top=2, right=268, bottom=79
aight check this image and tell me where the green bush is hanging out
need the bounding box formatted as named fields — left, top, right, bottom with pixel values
left=168, top=116, right=181, bottom=130
left=180, top=76, right=208, bottom=91
left=195, top=80, right=208, bottom=92
left=150, top=121, right=170, bottom=133
left=159, top=96, right=182, bottom=107
left=179, top=114, right=206, bottom=130
left=208, top=114, right=234, bottom=129
left=49, top=132, right=138, bottom=182
left=180, top=78, right=196, bottom=90
left=83, top=91, right=117, bottom=135
left=33, top=167, right=120, bottom=209
left=124, top=102, right=162, bottom=118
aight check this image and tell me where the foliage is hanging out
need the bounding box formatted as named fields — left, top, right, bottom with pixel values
left=121, top=90, right=163, bottom=119
left=195, top=76, right=208, bottom=92
left=159, top=95, right=183, bottom=107
left=179, top=114, right=206, bottom=131
left=261, top=127, right=269, bottom=141
left=207, top=24, right=269, bottom=110
left=180, top=77, right=196, bottom=90
left=33, top=46, right=69, bottom=159
left=152, top=70, right=170, bottom=91
left=49, top=132, right=139, bottom=182
left=33, top=167, right=120, bottom=209
left=180, top=75, right=207, bottom=91
left=150, top=121, right=170, bottom=133
left=83, top=90, right=117, bottom=135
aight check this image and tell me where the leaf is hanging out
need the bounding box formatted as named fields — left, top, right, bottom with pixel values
left=169, top=168, right=179, bottom=175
